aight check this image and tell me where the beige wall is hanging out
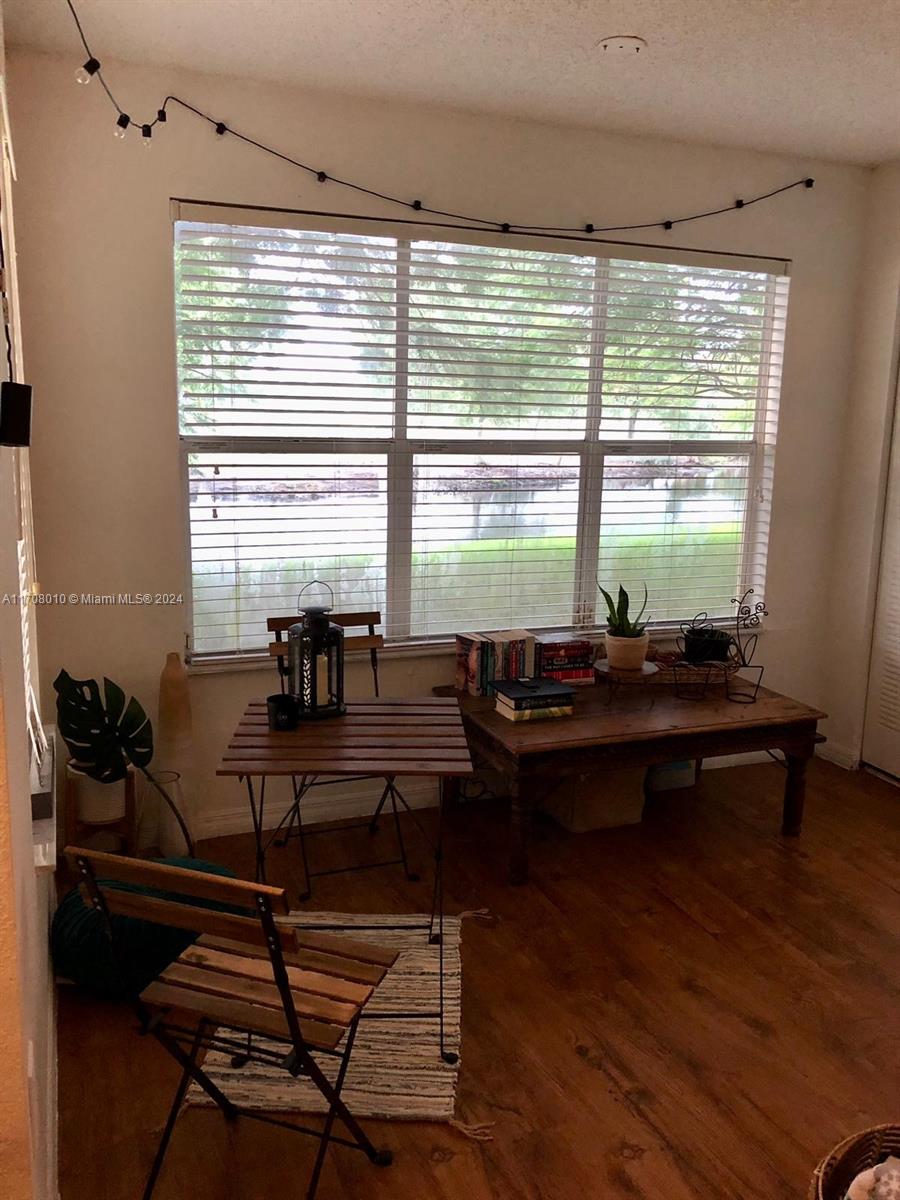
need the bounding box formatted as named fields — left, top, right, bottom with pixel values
left=6, top=49, right=883, bottom=835
left=825, top=161, right=900, bottom=762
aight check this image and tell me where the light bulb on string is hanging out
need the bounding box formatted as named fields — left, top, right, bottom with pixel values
left=59, top=0, right=819, bottom=240
left=75, top=57, right=100, bottom=85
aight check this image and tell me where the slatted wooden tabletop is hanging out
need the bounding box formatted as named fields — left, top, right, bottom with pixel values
left=217, top=696, right=475, bottom=778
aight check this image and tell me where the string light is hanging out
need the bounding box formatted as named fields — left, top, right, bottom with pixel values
left=74, top=56, right=100, bottom=84
left=64, top=0, right=816, bottom=237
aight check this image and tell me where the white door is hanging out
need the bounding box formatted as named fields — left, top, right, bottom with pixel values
left=863, top=383, right=900, bottom=776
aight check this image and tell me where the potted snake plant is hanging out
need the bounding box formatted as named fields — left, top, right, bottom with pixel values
left=599, top=583, right=650, bottom=670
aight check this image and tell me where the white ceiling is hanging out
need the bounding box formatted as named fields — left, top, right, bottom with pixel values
left=5, top=0, right=900, bottom=164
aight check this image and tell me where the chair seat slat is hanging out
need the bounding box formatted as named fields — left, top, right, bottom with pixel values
left=197, top=935, right=389, bottom=987
left=159, top=961, right=359, bottom=1027
left=140, top=981, right=345, bottom=1050
left=292, top=929, right=399, bottom=970
left=178, top=943, right=373, bottom=1006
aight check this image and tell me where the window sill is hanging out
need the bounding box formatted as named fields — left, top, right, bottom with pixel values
left=186, top=620, right=747, bottom=677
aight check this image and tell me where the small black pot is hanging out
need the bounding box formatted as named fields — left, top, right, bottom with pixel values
left=267, top=693, right=299, bottom=731
left=683, top=629, right=732, bottom=663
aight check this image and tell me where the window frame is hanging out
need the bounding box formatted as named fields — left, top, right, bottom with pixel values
left=175, top=210, right=787, bottom=661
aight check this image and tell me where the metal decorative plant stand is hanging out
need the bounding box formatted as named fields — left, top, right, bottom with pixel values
left=726, top=589, right=768, bottom=704
left=672, top=659, right=731, bottom=701
left=594, top=659, right=659, bottom=708
left=654, top=597, right=768, bottom=704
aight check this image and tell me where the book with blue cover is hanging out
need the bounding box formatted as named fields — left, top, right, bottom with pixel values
left=491, top=677, right=576, bottom=710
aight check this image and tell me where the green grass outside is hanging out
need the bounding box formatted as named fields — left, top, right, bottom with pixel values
left=192, top=524, right=742, bottom=650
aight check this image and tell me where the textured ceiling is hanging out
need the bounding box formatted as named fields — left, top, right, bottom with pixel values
left=5, top=0, right=900, bottom=164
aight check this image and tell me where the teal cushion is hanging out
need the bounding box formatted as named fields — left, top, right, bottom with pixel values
left=52, top=856, right=239, bottom=1001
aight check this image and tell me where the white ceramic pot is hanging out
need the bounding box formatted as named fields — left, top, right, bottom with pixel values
left=605, top=631, right=650, bottom=671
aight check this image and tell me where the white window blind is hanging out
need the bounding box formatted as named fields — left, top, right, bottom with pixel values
left=175, top=219, right=788, bottom=656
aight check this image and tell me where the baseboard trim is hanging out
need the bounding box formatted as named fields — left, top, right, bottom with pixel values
left=701, top=751, right=772, bottom=769
left=816, top=742, right=860, bottom=770
left=194, top=777, right=440, bottom=840
left=700, top=743, right=859, bottom=771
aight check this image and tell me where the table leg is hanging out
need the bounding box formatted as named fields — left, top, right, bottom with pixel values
left=245, top=775, right=267, bottom=884
left=426, top=787, right=456, bottom=1064
left=509, top=774, right=532, bottom=886
left=440, top=776, right=459, bottom=807
left=782, top=752, right=808, bottom=836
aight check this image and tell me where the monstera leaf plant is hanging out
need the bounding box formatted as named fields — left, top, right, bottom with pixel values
left=54, top=670, right=194, bottom=856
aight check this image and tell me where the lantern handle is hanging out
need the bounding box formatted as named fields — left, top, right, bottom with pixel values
left=297, top=580, right=334, bottom=612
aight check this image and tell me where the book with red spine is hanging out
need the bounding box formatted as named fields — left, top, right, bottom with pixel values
left=542, top=667, right=595, bottom=684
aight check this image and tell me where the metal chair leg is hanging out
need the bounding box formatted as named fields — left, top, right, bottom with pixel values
left=291, top=1027, right=390, bottom=1176
left=142, top=1025, right=204, bottom=1200
left=153, top=1023, right=239, bottom=1121
left=305, top=1018, right=370, bottom=1199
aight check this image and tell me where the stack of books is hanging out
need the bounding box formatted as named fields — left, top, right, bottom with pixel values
left=455, top=629, right=536, bottom=696
left=492, top=678, right=576, bottom=722
left=534, top=634, right=596, bottom=685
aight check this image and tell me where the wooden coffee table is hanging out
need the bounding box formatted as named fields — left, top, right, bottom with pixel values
left=456, top=684, right=826, bottom=884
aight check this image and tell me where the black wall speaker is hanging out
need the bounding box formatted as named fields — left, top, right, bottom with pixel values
left=0, top=381, right=32, bottom=446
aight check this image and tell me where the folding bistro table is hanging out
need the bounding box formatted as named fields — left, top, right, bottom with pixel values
left=217, top=695, right=474, bottom=1062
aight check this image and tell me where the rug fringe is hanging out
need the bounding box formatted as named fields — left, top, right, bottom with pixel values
left=457, top=907, right=493, bottom=921
left=449, top=1118, right=495, bottom=1142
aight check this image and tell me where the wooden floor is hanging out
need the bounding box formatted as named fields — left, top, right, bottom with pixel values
left=57, top=760, right=899, bottom=1200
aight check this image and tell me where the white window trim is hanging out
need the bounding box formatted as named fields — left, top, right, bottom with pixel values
left=175, top=205, right=787, bottom=662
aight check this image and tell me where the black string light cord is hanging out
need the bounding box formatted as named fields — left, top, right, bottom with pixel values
left=65, top=0, right=814, bottom=237
left=0, top=217, right=14, bottom=382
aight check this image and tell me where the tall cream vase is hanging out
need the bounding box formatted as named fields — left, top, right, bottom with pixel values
left=604, top=631, right=650, bottom=671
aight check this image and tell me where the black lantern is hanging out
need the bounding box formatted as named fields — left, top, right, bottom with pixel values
left=287, top=581, right=346, bottom=720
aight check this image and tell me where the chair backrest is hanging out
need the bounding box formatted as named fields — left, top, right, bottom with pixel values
left=66, top=846, right=332, bottom=1057
left=65, top=846, right=295, bottom=951
left=267, top=610, right=383, bottom=697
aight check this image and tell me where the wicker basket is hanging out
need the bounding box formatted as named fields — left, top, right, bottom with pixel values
left=809, top=1124, right=900, bottom=1200
left=647, top=647, right=739, bottom=688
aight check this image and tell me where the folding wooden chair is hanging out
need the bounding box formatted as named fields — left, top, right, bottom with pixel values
left=65, top=846, right=397, bottom=1200
left=267, top=608, right=418, bottom=899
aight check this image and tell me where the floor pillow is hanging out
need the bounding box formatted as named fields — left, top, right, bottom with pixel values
left=52, top=856, right=239, bottom=1001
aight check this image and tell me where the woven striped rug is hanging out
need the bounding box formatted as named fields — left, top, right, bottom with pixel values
left=186, top=912, right=462, bottom=1122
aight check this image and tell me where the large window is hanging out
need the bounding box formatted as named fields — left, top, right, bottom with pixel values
left=175, top=218, right=788, bottom=656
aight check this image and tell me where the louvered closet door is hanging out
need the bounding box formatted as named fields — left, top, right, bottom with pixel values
left=863, top=390, right=900, bottom=776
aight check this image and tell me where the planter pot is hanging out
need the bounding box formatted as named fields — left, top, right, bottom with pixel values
left=683, top=629, right=732, bottom=663
left=65, top=760, right=137, bottom=855
left=605, top=631, right=649, bottom=671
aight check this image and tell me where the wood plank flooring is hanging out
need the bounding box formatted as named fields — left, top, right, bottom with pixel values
left=56, top=760, right=900, bottom=1200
